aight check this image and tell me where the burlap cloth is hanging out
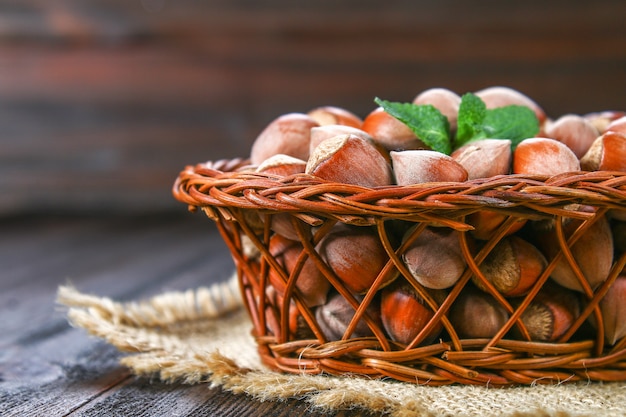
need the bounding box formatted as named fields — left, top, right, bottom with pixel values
left=57, top=273, right=626, bottom=417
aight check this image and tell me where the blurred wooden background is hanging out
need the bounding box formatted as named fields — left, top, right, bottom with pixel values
left=1, top=0, right=625, bottom=216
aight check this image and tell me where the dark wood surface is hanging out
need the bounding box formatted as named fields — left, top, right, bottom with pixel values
left=1, top=0, right=625, bottom=216
left=0, top=214, right=378, bottom=416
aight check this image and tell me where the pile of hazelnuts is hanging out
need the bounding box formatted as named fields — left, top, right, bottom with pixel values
left=240, top=86, right=626, bottom=349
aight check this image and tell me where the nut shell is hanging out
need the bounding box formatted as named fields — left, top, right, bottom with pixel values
left=268, top=234, right=330, bottom=307
left=362, top=107, right=426, bottom=151
left=474, top=235, right=547, bottom=297
left=580, top=131, right=626, bottom=172
left=544, top=114, right=600, bottom=159
left=451, top=139, right=512, bottom=179
left=449, top=286, right=509, bottom=339
left=307, top=105, right=363, bottom=129
left=513, top=137, right=580, bottom=176
left=250, top=113, right=319, bottom=165
left=391, top=150, right=468, bottom=185
left=380, top=280, right=444, bottom=346
left=402, top=227, right=467, bottom=290
left=306, top=134, right=394, bottom=187
left=315, top=292, right=382, bottom=341
left=317, top=225, right=393, bottom=294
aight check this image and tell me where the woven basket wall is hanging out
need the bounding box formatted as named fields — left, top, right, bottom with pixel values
left=174, top=158, right=626, bottom=386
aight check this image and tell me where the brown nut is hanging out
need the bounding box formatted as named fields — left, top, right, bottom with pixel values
left=449, top=285, right=509, bottom=338
left=517, top=283, right=580, bottom=342
left=265, top=286, right=314, bottom=340
left=307, top=105, right=363, bottom=129
left=533, top=211, right=613, bottom=293
left=317, top=225, right=393, bottom=294
left=612, top=219, right=626, bottom=255
left=543, top=114, right=600, bottom=159
left=309, top=124, right=375, bottom=155
left=474, top=86, right=547, bottom=124
left=315, top=291, right=382, bottom=341
left=412, top=87, right=462, bottom=132
left=512, top=137, right=580, bottom=176
left=268, top=234, right=330, bottom=307
left=580, top=131, right=626, bottom=172
left=380, top=279, right=445, bottom=346
left=451, top=139, right=512, bottom=179
left=361, top=106, right=427, bottom=151
left=597, top=274, right=626, bottom=345
left=255, top=154, right=307, bottom=176
left=473, top=235, right=547, bottom=297
left=306, top=134, right=394, bottom=187
left=583, top=110, right=626, bottom=134
left=390, top=150, right=468, bottom=185
left=250, top=113, right=319, bottom=165
left=466, top=211, right=527, bottom=241
left=402, top=227, right=468, bottom=290
left=605, top=116, right=626, bottom=136
left=264, top=213, right=310, bottom=241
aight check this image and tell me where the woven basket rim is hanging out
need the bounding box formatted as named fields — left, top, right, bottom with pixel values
left=173, top=158, right=626, bottom=224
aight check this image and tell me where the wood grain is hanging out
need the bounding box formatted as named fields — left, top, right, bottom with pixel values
left=0, top=214, right=379, bottom=416
left=1, top=0, right=624, bottom=215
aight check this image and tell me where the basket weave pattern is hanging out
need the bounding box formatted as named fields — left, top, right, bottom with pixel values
left=174, top=158, right=626, bottom=386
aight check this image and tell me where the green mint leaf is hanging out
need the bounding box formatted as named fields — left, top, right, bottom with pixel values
left=481, top=105, right=539, bottom=150
left=455, top=93, right=540, bottom=149
left=374, top=97, right=451, bottom=154
left=455, top=93, right=487, bottom=148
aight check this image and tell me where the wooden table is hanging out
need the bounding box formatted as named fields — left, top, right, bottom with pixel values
left=0, top=214, right=377, bottom=416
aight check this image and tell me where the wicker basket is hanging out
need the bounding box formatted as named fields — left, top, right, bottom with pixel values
left=173, top=158, right=626, bottom=386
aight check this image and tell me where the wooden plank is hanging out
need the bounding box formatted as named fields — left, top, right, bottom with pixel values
left=0, top=215, right=379, bottom=416
left=0, top=215, right=221, bottom=415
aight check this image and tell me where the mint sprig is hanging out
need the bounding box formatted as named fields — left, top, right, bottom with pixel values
left=374, top=97, right=451, bottom=154
left=455, top=93, right=539, bottom=150
left=375, top=93, right=540, bottom=155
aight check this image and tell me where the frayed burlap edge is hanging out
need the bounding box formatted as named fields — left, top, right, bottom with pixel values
left=57, top=274, right=626, bottom=417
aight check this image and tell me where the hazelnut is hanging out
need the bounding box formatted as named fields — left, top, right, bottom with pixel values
left=597, top=274, right=626, bottom=345
left=512, top=137, right=580, bottom=176
left=466, top=211, right=526, bottom=241
left=474, top=86, right=547, bottom=124
left=402, top=227, right=468, bottom=290
left=390, top=150, right=468, bottom=185
left=580, top=131, right=626, bottom=172
left=516, top=283, right=580, bottom=342
left=473, top=235, right=547, bottom=297
left=412, top=87, right=461, bottom=132
left=612, top=219, right=626, bottom=255
left=448, top=285, right=509, bottom=338
left=583, top=111, right=625, bottom=134
left=265, top=213, right=308, bottom=241
left=250, top=113, right=319, bottom=165
left=380, top=279, right=445, bottom=346
left=306, top=134, right=394, bottom=187
left=605, top=116, right=626, bottom=136
left=361, top=106, right=426, bottom=151
left=309, top=124, right=375, bottom=155
left=307, top=105, right=363, bottom=129
left=255, top=154, right=307, bottom=176
left=315, top=291, right=382, bottom=341
left=450, top=139, right=512, bottom=179
left=265, top=286, right=314, bottom=340
left=543, top=114, right=600, bottom=159
left=534, top=212, right=613, bottom=293
left=317, top=225, right=393, bottom=294
left=268, top=234, right=330, bottom=307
